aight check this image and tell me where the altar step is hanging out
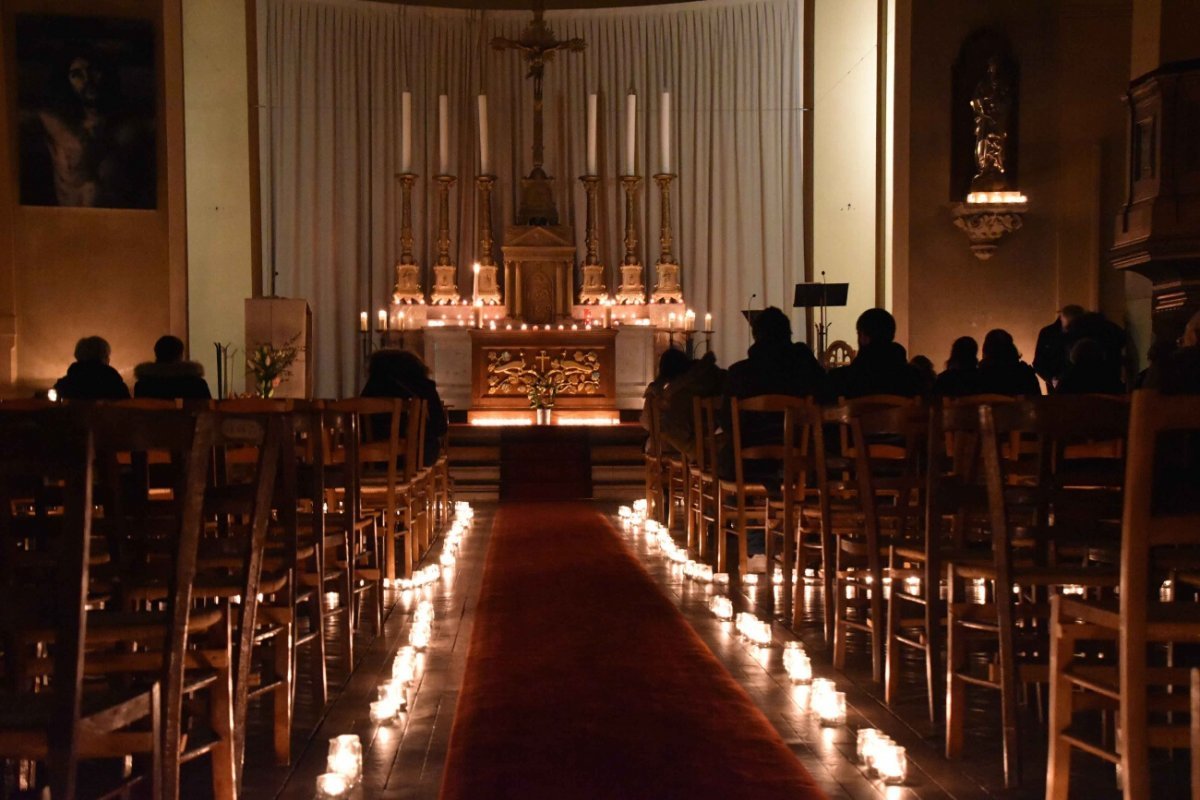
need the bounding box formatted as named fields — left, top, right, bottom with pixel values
left=446, top=423, right=647, bottom=502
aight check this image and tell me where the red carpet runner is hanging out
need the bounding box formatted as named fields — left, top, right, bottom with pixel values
left=440, top=502, right=826, bottom=800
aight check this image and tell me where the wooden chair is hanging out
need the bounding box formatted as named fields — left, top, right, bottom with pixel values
left=823, top=398, right=926, bottom=684
left=687, top=396, right=721, bottom=559
left=822, top=339, right=856, bottom=369
left=645, top=399, right=686, bottom=532
left=0, top=408, right=163, bottom=800
left=944, top=397, right=1126, bottom=788
left=1046, top=390, right=1200, bottom=800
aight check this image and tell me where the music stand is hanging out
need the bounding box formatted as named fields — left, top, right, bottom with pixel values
left=793, top=273, right=849, bottom=358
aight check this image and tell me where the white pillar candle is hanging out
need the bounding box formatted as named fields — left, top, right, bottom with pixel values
left=359, top=311, right=368, bottom=332
left=586, top=93, right=599, bottom=175
left=704, top=312, right=713, bottom=332
left=660, top=91, right=671, bottom=173
left=624, top=93, right=637, bottom=175
left=472, top=262, right=481, bottom=299
left=400, top=92, right=413, bottom=172
left=477, top=95, right=490, bottom=174
left=377, top=309, right=388, bottom=331
left=438, top=94, right=450, bottom=175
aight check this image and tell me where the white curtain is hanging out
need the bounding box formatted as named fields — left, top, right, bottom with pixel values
left=260, top=0, right=805, bottom=397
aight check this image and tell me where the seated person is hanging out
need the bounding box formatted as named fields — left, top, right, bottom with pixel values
left=53, top=336, right=130, bottom=400
left=1146, top=310, right=1200, bottom=394
left=658, top=351, right=726, bottom=456
left=909, top=355, right=936, bottom=398
left=721, top=306, right=825, bottom=478
left=361, top=349, right=448, bottom=467
left=133, top=335, right=212, bottom=400
left=640, top=347, right=692, bottom=449
left=1057, top=338, right=1125, bottom=395
left=975, top=329, right=1041, bottom=396
left=933, top=336, right=981, bottom=397
left=826, top=308, right=921, bottom=400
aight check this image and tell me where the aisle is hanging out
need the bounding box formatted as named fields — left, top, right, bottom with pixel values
left=439, top=502, right=826, bottom=800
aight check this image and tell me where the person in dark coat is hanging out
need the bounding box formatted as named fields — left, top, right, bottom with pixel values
left=1064, top=311, right=1127, bottom=391
left=933, top=336, right=981, bottom=397
left=640, top=346, right=692, bottom=443
left=133, top=335, right=211, bottom=400
left=1057, top=338, right=1126, bottom=395
left=1033, top=305, right=1084, bottom=393
left=976, top=329, right=1041, bottom=396
left=361, top=349, right=447, bottom=467
left=826, top=308, right=921, bottom=400
left=53, top=336, right=130, bottom=400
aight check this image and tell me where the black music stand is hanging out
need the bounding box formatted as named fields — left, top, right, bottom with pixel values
left=793, top=274, right=849, bottom=358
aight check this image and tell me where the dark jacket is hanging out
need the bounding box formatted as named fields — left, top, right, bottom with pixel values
left=933, top=366, right=981, bottom=398
left=659, top=354, right=727, bottom=455
left=976, top=358, right=1041, bottom=397
left=133, top=360, right=212, bottom=400
left=53, top=361, right=130, bottom=401
left=362, top=373, right=448, bottom=467
left=1033, top=319, right=1068, bottom=389
left=826, top=342, right=921, bottom=400
left=1056, top=364, right=1125, bottom=395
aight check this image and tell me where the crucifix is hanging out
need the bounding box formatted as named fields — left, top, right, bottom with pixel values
left=492, top=2, right=585, bottom=225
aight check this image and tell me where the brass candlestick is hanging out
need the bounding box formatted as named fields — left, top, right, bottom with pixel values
left=578, top=175, right=607, bottom=304
left=392, top=173, right=424, bottom=303
left=651, top=173, right=683, bottom=304
left=475, top=175, right=502, bottom=305
left=429, top=174, right=460, bottom=304
left=616, top=175, right=645, bottom=305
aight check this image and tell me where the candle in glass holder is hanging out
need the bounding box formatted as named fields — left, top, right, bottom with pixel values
left=875, top=743, right=907, bottom=784
left=865, top=734, right=893, bottom=774
left=326, top=735, right=362, bottom=785
left=817, top=690, right=847, bottom=726
left=783, top=642, right=812, bottom=684
left=855, top=728, right=880, bottom=764
left=315, top=772, right=350, bottom=799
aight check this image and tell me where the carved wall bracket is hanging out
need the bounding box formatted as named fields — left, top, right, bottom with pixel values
left=951, top=200, right=1027, bottom=260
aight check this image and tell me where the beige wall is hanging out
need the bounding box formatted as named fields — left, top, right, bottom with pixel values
left=0, top=0, right=187, bottom=395
left=182, top=0, right=256, bottom=394
left=895, top=0, right=1131, bottom=368
left=812, top=0, right=879, bottom=347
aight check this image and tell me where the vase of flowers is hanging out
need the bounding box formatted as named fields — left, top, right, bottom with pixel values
left=527, top=371, right=563, bottom=426
left=246, top=334, right=302, bottom=398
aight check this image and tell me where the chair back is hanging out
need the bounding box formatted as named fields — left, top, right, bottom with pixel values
left=729, top=394, right=815, bottom=499
left=0, top=408, right=93, bottom=799
left=822, top=340, right=856, bottom=369
left=692, top=396, right=721, bottom=476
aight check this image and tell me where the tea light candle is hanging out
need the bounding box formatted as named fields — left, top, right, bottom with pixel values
left=817, top=690, right=847, bottom=726
left=783, top=642, right=812, bottom=684
left=865, top=734, right=893, bottom=773
left=315, top=772, right=350, bottom=799
left=875, top=743, right=907, bottom=784
left=709, top=596, right=733, bottom=620
left=855, top=728, right=880, bottom=764
left=326, top=735, right=362, bottom=785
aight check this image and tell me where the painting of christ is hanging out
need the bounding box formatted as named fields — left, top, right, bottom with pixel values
left=15, top=14, right=157, bottom=209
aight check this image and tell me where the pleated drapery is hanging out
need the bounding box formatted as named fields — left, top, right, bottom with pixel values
left=260, top=0, right=804, bottom=398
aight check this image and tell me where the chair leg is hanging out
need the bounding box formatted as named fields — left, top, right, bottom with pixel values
left=833, top=578, right=848, bottom=671
left=822, top=526, right=836, bottom=647
left=209, top=661, right=237, bottom=800
left=1045, top=601, right=1074, bottom=800
left=946, top=573, right=965, bottom=759
left=996, top=586, right=1023, bottom=788
left=273, top=623, right=293, bottom=765
left=716, top=499, right=727, bottom=573
left=309, top=587, right=328, bottom=707
left=925, top=557, right=943, bottom=723
left=870, top=576, right=885, bottom=685
left=884, top=588, right=901, bottom=707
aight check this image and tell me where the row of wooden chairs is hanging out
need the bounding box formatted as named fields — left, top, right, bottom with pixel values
left=646, top=389, right=1200, bottom=795
left=0, top=396, right=453, bottom=799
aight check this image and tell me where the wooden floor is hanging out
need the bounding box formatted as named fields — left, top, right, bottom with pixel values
left=238, top=501, right=1171, bottom=800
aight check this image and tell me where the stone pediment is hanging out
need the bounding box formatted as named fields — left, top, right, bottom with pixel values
left=503, top=224, right=575, bottom=249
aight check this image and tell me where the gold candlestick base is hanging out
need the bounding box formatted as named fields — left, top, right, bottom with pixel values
left=617, top=175, right=646, bottom=304
left=650, top=263, right=683, bottom=304
left=430, top=265, right=460, bottom=304
left=393, top=172, right=424, bottom=303
left=578, top=174, right=607, bottom=304
left=475, top=264, right=502, bottom=305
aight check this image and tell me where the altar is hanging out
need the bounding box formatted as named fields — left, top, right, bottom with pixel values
left=355, top=6, right=706, bottom=424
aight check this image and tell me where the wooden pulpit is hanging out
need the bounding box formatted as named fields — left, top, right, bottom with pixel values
left=502, top=224, right=576, bottom=325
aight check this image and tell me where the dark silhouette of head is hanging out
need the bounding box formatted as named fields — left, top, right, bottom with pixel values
left=982, top=329, right=1020, bottom=363
left=856, top=308, right=897, bottom=349
left=368, top=349, right=431, bottom=387
left=74, top=335, right=111, bottom=365
left=1059, top=304, right=1086, bottom=328
left=656, top=347, right=691, bottom=383
left=751, top=306, right=792, bottom=346
left=153, top=335, right=185, bottom=363
left=947, top=336, right=979, bottom=370
left=1069, top=337, right=1106, bottom=367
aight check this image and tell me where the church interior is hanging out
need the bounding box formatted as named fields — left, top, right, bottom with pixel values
left=1, top=0, right=1199, bottom=797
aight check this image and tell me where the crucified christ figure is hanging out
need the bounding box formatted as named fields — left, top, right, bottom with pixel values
left=491, top=2, right=586, bottom=177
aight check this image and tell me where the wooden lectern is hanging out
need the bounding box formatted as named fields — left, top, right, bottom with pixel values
left=244, top=297, right=312, bottom=398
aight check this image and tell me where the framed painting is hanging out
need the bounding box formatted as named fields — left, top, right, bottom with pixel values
left=14, top=13, right=156, bottom=209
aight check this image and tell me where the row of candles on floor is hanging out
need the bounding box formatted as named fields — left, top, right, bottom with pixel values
left=617, top=500, right=909, bottom=786
left=359, top=300, right=714, bottom=332
left=315, top=502, right=475, bottom=800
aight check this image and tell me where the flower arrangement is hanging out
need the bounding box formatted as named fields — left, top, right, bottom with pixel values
left=527, top=370, right=565, bottom=410
left=246, top=334, right=302, bottom=398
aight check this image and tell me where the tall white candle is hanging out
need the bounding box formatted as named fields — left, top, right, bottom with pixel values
left=438, top=94, right=450, bottom=175
left=624, top=93, right=637, bottom=175
left=586, top=94, right=599, bottom=175
left=660, top=91, right=671, bottom=173
left=378, top=309, right=388, bottom=331
left=477, top=95, right=490, bottom=174
left=400, top=92, right=412, bottom=173
left=472, top=262, right=481, bottom=299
